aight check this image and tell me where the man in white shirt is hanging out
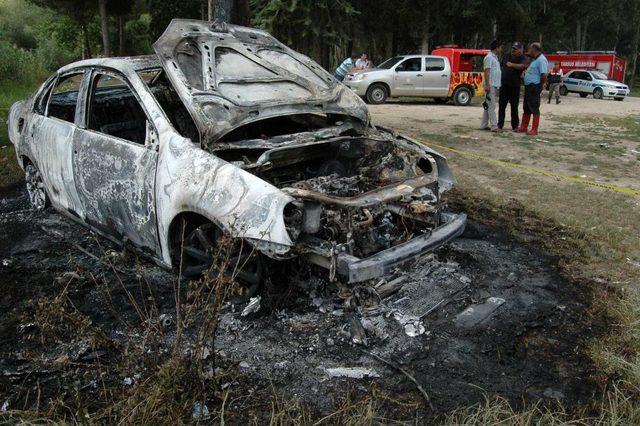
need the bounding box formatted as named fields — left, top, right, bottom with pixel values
left=355, top=53, right=371, bottom=69
left=481, top=40, right=503, bottom=132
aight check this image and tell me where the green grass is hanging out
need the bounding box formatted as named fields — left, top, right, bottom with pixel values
left=0, top=81, right=38, bottom=187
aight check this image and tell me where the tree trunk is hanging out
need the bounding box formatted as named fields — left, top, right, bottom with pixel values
left=233, top=0, right=250, bottom=25
left=576, top=21, right=581, bottom=51
left=208, top=0, right=214, bottom=21
left=118, top=15, right=124, bottom=56
left=82, top=24, right=92, bottom=59
left=628, top=7, right=640, bottom=87
left=420, top=9, right=431, bottom=54
left=215, top=0, right=232, bottom=22
left=99, top=0, right=110, bottom=57
left=581, top=20, right=588, bottom=50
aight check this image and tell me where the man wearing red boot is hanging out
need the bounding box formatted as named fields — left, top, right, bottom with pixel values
left=516, top=43, right=548, bottom=136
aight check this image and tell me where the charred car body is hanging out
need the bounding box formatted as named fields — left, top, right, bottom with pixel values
left=7, top=19, right=466, bottom=286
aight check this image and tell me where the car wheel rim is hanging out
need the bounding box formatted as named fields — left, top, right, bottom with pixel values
left=181, top=223, right=263, bottom=300
left=25, top=165, right=46, bottom=210
left=458, top=91, right=469, bottom=104
left=371, top=88, right=385, bottom=102
left=595, top=89, right=603, bottom=99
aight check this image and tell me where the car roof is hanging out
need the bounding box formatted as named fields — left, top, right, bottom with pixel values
left=57, top=55, right=161, bottom=74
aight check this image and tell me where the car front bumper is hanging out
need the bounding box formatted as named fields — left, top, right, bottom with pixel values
left=605, top=88, right=629, bottom=97
left=343, top=78, right=368, bottom=96
left=304, top=212, right=467, bottom=283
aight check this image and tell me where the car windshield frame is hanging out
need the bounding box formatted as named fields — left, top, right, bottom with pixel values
left=377, top=56, right=404, bottom=69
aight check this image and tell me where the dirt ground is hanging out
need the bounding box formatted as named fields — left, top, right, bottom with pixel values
left=0, top=181, right=599, bottom=420
left=369, top=93, right=640, bottom=192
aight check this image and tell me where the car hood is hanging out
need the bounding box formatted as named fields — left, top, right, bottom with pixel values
left=599, top=79, right=627, bottom=87
left=153, top=19, right=369, bottom=149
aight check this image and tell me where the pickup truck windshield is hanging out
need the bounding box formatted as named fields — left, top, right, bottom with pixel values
left=378, top=56, right=403, bottom=69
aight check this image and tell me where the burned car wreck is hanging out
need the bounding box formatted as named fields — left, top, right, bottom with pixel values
left=7, top=19, right=466, bottom=287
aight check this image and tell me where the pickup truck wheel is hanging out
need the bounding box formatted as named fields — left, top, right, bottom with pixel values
left=593, top=88, right=604, bottom=99
left=366, top=84, right=388, bottom=104
left=559, top=85, right=568, bottom=96
left=176, top=221, right=262, bottom=302
left=452, top=87, right=472, bottom=106
left=579, top=93, right=588, bottom=98
left=25, top=163, right=49, bottom=211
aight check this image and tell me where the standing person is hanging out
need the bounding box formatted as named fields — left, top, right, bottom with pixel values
left=516, top=42, right=548, bottom=136
left=547, top=63, right=563, bottom=104
left=498, top=43, right=526, bottom=130
left=480, top=40, right=502, bottom=132
left=334, top=52, right=358, bottom=81
left=355, top=52, right=371, bottom=69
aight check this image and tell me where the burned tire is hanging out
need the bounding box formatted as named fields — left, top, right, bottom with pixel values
left=366, top=84, right=388, bottom=104
left=579, top=93, right=588, bottom=98
left=433, top=97, right=448, bottom=104
left=593, top=88, right=604, bottom=100
left=24, top=163, right=49, bottom=211
left=172, top=219, right=263, bottom=302
left=614, top=97, right=624, bottom=101
left=452, top=86, right=472, bottom=106
left=559, top=85, right=568, bottom=96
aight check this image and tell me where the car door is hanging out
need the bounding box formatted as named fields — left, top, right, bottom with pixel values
left=564, top=71, right=580, bottom=92
left=29, top=71, right=86, bottom=216
left=72, top=70, right=160, bottom=254
left=423, top=57, right=450, bottom=96
left=392, top=57, right=424, bottom=96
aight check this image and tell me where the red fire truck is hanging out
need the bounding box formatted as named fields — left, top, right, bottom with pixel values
left=431, top=46, right=489, bottom=105
left=545, top=51, right=627, bottom=83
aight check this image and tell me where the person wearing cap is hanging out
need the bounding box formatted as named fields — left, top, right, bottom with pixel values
left=516, top=42, right=548, bottom=136
left=480, top=40, right=502, bottom=132
left=498, top=43, right=526, bottom=130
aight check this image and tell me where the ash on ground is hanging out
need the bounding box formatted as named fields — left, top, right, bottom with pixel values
left=0, top=185, right=597, bottom=418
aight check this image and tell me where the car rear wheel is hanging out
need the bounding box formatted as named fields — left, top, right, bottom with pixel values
left=579, top=93, right=589, bottom=98
left=593, top=88, right=604, bottom=99
left=452, top=86, right=472, bottom=106
left=559, top=85, right=568, bottom=96
left=366, top=84, right=388, bottom=104
left=174, top=221, right=263, bottom=302
left=25, top=163, right=49, bottom=211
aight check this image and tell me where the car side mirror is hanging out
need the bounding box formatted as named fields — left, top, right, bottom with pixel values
left=145, top=120, right=158, bottom=149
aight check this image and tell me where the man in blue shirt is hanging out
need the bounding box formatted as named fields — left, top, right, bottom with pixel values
left=516, top=43, right=548, bottom=136
left=335, top=52, right=358, bottom=82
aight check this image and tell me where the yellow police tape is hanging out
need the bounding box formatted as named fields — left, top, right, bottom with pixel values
left=421, top=139, right=640, bottom=197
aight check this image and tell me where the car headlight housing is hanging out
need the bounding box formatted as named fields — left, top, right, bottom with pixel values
left=354, top=73, right=368, bottom=81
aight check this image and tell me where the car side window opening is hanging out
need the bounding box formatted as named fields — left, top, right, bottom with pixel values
left=88, top=73, right=148, bottom=145
left=138, top=69, right=200, bottom=142
left=47, top=73, right=84, bottom=123
left=425, top=58, right=445, bottom=72
left=396, top=58, right=422, bottom=72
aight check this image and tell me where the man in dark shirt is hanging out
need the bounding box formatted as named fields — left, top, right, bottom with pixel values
left=498, top=43, right=526, bottom=130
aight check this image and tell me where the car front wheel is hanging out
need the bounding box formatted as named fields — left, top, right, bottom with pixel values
left=593, top=88, right=604, bottom=99
left=25, top=163, right=49, bottom=211
left=174, top=220, right=263, bottom=302
left=366, top=84, right=388, bottom=104
left=452, top=86, right=472, bottom=106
